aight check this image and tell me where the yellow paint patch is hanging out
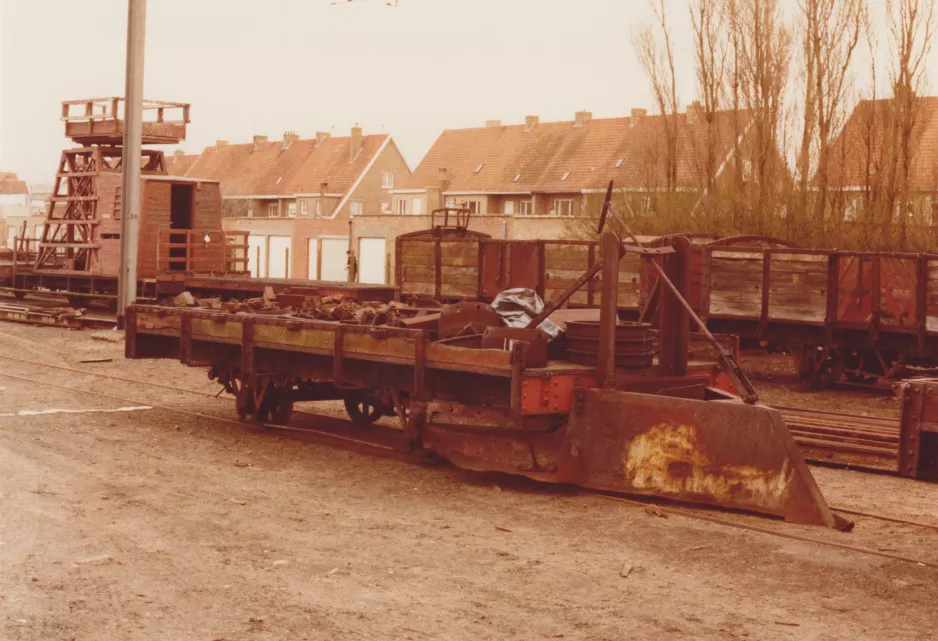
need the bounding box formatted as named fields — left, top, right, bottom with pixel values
left=623, top=423, right=792, bottom=509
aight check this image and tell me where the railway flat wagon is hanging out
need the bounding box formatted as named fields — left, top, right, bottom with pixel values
left=126, top=231, right=852, bottom=529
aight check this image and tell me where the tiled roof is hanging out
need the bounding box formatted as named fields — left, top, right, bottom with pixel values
left=182, top=134, right=389, bottom=197
left=826, top=97, right=938, bottom=190
left=167, top=153, right=199, bottom=176
left=0, top=172, right=29, bottom=195
left=399, top=110, right=752, bottom=193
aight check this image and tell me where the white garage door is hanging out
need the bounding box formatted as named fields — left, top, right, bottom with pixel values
left=320, top=238, right=348, bottom=282
left=247, top=234, right=267, bottom=278
left=358, top=237, right=387, bottom=284
left=268, top=236, right=292, bottom=279
left=307, top=238, right=319, bottom=280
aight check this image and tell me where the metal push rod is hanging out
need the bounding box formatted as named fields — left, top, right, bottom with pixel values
left=117, top=0, right=147, bottom=326
left=606, top=204, right=759, bottom=404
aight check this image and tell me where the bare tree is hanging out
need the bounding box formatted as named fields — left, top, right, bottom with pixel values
left=797, top=0, right=866, bottom=239
left=688, top=0, right=728, bottom=228
left=886, top=0, right=935, bottom=248
left=633, top=0, right=680, bottom=200
left=728, top=0, right=793, bottom=235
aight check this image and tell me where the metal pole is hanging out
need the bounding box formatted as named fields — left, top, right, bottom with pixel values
left=117, top=0, right=146, bottom=327
left=598, top=231, right=619, bottom=388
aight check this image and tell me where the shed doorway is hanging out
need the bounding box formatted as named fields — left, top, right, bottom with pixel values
left=168, top=183, right=194, bottom=271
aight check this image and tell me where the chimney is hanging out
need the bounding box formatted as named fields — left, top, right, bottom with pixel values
left=282, top=130, right=299, bottom=150
left=438, top=167, right=450, bottom=194
left=574, top=110, right=592, bottom=127
left=350, top=126, right=362, bottom=160
left=252, top=135, right=268, bottom=151
left=173, top=149, right=185, bottom=163
left=630, top=108, right=647, bottom=125
left=315, top=131, right=331, bottom=146
left=216, top=140, right=228, bottom=149
left=485, top=120, right=502, bottom=128
left=319, top=182, right=330, bottom=217
left=686, top=101, right=702, bottom=125
left=524, top=115, right=539, bottom=130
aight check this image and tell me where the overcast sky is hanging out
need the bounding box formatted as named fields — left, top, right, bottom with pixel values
left=1, top=0, right=936, bottom=186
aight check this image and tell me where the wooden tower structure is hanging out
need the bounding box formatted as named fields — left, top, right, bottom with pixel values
left=36, top=98, right=190, bottom=273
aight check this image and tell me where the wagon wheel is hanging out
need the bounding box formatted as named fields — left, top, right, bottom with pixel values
left=255, top=382, right=294, bottom=426
left=804, top=348, right=843, bottom=391
left=843, top=349, right=880, bottom=385
left=234, top=383, right=255, bottom=421
left=266, top=387, right=294, bottom=426
left=343, top=393, right=391, bottom=426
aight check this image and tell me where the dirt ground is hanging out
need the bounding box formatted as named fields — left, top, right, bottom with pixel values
left=1, top=322, right=937, bottom=640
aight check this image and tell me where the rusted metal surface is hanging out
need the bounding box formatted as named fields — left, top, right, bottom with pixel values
left=438, top=301, right=501, bottom=339
left=564, top=320, right=657, bottom=368
left=520, top=374, right=597, bottom=415
left=422, top=388, right=848, bottom=528
left=481, top=327, right=549, bottom=368
left=897, top=378, right=938, bottom=480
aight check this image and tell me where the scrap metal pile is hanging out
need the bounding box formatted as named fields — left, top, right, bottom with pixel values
left=170, top=288, right=414, bottom=326
left=165, top=287, right=573, bottom=349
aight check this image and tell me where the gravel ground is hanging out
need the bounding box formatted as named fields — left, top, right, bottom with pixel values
left=0, top=322, right=936, bottom=640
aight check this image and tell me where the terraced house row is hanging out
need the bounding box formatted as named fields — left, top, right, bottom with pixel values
left=169, top=104, right=762, bottom=284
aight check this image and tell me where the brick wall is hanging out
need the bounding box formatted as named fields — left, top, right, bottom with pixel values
left=291, top=140, right=410, bottom=279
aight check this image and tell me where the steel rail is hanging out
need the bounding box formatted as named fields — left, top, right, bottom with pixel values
left=592, top=493, right=938, bottom=570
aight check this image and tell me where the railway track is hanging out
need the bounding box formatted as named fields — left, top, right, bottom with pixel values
left=0, top=296, right=116, bottom=330
left=1, top=355, right=936, bottom=571
left=0, top=352, right=905, bottom=472
left=776, top=405, right=901, bottom=471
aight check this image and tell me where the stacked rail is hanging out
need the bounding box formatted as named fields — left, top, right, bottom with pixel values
left=777, top=405, right=900, bottom=471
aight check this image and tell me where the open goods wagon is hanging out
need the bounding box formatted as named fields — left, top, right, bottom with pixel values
left=692, top=246, right=938, bottom=386
left=126, top=231, right=850, bottom=529
left=397, top=224, right=938, bottom=387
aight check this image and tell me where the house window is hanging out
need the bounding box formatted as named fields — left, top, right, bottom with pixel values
left=316, top=199, right=322, bottom=217
left=247, top=208, right=254, bottom=218
left=445, top=198, right=456, bottom=207
left=465, top=200, right=482, bottom=215
left=380, top=201, right=391, bottom=214
left=398, top=199, right=406, bottom=215
left=554, top=199, right=573, bottom=216
left=268, top=203, right=279, bottom=217
left=287, top=202, right=297, bottom=218
left=504, top=200, right=515, bottom=215
left=350, top=200, right=364, bottom=216
left=519, top=200, right=532, bottom=216
left=301, top=200, right=309, bottom=215
left=382, top=172, right=394, bottom=189
left=412, top=198, right=422, bottom=215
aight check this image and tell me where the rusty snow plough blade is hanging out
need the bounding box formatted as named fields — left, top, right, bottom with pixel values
left=422, top=389, right=849, bottom=530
